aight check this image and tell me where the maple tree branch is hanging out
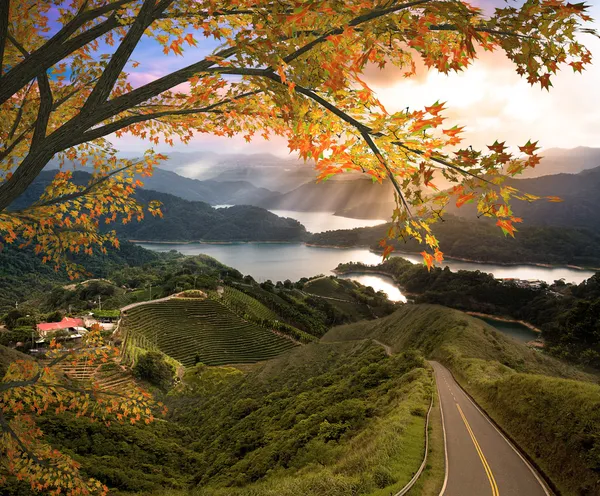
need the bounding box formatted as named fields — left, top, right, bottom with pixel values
left=73, top=90, right=262, bottom=145
left=31, top=71, right=53, bottom=148
left=6, top=31, right=28, bottom=56
left=0, top=410, right=46, bottom=466
left=428, top=23, right=538, bottom=40
left=7, top=81, right=33, bottom=141
left=0, top=81, right=94, bottom=165
left=361, top=131, right=413, bottom=218
left=15, top=161, right=145, bottom=212
left=207, top=67, right=416, bottom=216
left=392, top=141, right=494, bottom=185
left=83, top=0, right=169, bottom=114
left=282, top=0, right=433, bottom=65
left=0, top=10, right=122, bottom=105
left=0, top=0, right=8, bottom=76
left=0, top=352, right=71, bottom=392
left=93, top=46, right=239, bottom=123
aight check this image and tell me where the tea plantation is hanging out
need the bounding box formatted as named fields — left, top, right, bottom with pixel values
left=121, top=298, right=296, bottom=367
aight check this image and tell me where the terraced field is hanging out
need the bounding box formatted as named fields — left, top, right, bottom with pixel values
left=121, top=299, right=296, bottom=367
left=214, top=286, right=277, bottom=321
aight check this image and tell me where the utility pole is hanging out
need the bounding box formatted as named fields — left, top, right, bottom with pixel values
left=148, top=284, right=152, bottom=300
left=98, top=295, right=102, bottom=311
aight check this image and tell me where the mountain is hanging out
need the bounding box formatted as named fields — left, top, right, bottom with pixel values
left=137, top=168, right=280, bottom=205
left=124, top=151, right=314, bottom=181
left=210, top=165, right=318, bottom=193
left=45, top=159, right=280, bottom=205
left=449, top=166, right=600, bottom=231
left=259, top=177, right=395, bottom=213
left=517, top=147, right=600, bottom=178
left=10, top=171, right=308, bottom=242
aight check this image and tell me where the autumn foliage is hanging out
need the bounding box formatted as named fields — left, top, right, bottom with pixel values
left=0, top=0, right=596, bottom=493
left=0, top=326, right=161, bottom=495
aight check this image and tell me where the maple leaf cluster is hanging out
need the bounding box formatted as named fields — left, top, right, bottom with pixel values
left=0, top=325, right=163, bottom=495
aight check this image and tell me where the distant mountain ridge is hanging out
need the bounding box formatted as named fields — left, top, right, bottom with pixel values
left=45, top=159, right=281, bottom=206
left=12, top=171, right=308, bottom=242
left=258, top=177, right=395, bottom=214
left=518, top=146, right=600, bottom=178
left=448, top=165, right=600, bottom=231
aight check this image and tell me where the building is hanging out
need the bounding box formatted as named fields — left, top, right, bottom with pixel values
left=36, top=317, right=86, bottom=338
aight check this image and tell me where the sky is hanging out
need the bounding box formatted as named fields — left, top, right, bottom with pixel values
left=111, top=1, right=600, bottom=157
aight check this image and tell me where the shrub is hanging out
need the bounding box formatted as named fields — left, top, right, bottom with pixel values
left=133, top=351, right=175, bottom=391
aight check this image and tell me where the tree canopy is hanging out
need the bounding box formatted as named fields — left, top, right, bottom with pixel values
left=0, top=0, right=596, bottom=272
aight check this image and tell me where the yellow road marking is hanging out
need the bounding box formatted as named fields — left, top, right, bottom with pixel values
left=457, top=403, right=500, bottom=496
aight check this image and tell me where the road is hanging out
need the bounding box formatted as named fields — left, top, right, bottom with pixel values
left=430, top=361, right=550, bottom=496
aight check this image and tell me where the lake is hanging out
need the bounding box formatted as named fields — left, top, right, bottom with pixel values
left=269, top=210, right=385, bottom=233
left=337, top=273, right=407, bottom=302
left=136, top=241, right=594, bottom=300
left=214, top=206, right=386, bottom=233
left=477, top=317, right=540, bottom=344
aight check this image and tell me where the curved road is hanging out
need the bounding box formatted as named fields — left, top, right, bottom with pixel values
left=430, top=361, right=551, bottom=496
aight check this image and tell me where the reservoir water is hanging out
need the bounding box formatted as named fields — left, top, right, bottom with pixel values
left=477, top=317, right=540, bottom=344
left=136, top=241, right=594, bottom=298
left=138, top=210, right=594, bottom=302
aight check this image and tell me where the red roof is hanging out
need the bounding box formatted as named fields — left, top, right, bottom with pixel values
left=37, top=317, right=85, bottom=332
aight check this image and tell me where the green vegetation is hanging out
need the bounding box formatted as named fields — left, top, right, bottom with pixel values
left=0, top=239, right=160, bottom=313
left=92, top=309, right=121, bottom=319
left=13, top=171, right=308, bottom=243
left=337, top=257, right=600, bottom=368
left=121, top=299, right=297, bottom=367
left=311, top=214, right=600, bottom=267
left=167, top=341, right=432, bottom=496
left=214, top=286, right=277, bottom=321
left=324, top=304, right=600, bottom=495
left=1, top=340, right=433, bottom=496
left=133, top=351, right=176, bottom=391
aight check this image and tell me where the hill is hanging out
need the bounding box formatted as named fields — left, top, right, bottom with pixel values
left=0, top=239, right=161, bottom=313
left=323, top=304, right=600, bottom=495
left=445, top=166, right=600, bottom=231
left=45, top=157, right=282, bottom=205
left=116, top=189, right=308, bottom=242
left=165, top=340, right=432, bottom=496
left=1, top=341, right=432, bottom=496
left=310, top=214, right=600, bottom=267
left=135, top=168, right=280, bottom=205
left=120, top=298, right=298, bottom=367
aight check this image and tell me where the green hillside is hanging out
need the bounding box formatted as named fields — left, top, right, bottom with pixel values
left=167, top=341, right=433, bottom=496
left=324, top=304, right=600, bottom=495
left=121, top=298, right=297, bottom=367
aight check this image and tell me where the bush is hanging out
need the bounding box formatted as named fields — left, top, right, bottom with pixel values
left=133, top=351, right=175, bottom=391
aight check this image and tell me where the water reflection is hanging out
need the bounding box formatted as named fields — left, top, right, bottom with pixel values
left=338, top=273, right=407, bottom=302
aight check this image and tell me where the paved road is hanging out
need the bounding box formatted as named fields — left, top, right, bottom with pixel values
left=430, top=361, right=550, bottom=496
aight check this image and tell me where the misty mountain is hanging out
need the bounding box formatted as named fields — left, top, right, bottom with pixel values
left=137, top=168, right=280, bottom=205
left=449, top=166, right=600, bottom=231
left=138, top=151, right=313, bottom=181
left=517, top=147, right=600, bottom=178
left=210, top=166, right=318, bottom=193
left=10, top=171, right=308, bottom=242
left=258, top=178, right=395, bottom=214
left=44, top=159, right=281, bottom=205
